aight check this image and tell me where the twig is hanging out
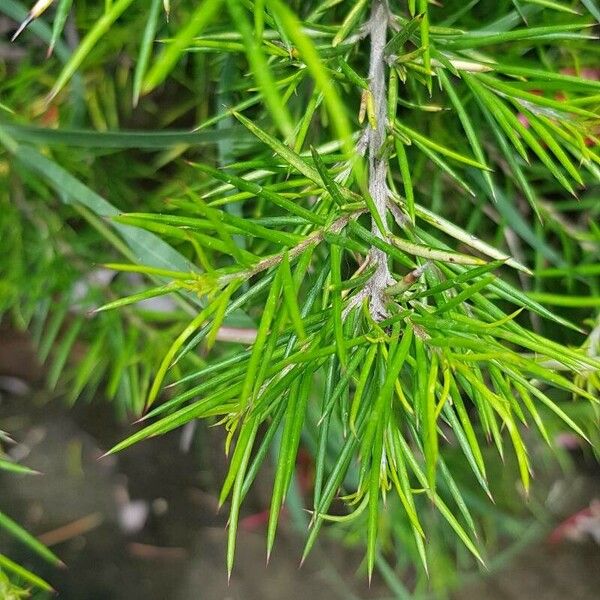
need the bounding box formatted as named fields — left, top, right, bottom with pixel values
left=38, top=513, right=103, bottom=546
left=128, top=542, right=187, bottom=560
left=219, top=213, right=357, bottom=285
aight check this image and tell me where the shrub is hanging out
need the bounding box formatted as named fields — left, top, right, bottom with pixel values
left=1, top=0, right=599, bottom=594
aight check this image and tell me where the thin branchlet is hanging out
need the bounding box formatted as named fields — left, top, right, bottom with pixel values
left=219, top=213, right=357, bottom=285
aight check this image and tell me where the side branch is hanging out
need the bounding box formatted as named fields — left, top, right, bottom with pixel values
left=219, top=213, right=357, bottom=285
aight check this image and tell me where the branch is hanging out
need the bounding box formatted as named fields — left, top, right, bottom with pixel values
left=348, top=0, right=395, bottom=320
left=367, top=1, right=389, bottom=227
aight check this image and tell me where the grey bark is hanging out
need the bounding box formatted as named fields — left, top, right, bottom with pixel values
left=348, top=0, right=394, bottom=320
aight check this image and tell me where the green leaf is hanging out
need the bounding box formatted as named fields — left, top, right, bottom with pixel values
left=106, top=390, right=240, bottom=456
left=143, top=0, right=226, bottom=94
left=191, top=162, right=325, bottom=225
left=280, top=252, right=306, bottom=340
left=395, top=121, right=492, bottom=170
left=132, top=0, right=162, bottom=107
left=361, top=191, right=388, bottom=239
left=4, top=123, right=243, bottom=149
left=385, top=14, right=422, bottom=55
left=47, top=0, right=136, bottom=102
left=206, top=282, right=238, bottom=350
left=233, top=112, right=322, bottom=183
left=521, top=0, right=581, bottom=14
left=492, top=63, right=600, bottom=91
left=409, top=260, right=504, bottom=301
left=443, top=22, right=595, bottom=50
left=94, top=283, right=178, bottom=313
left=442, top=399, right=490, bottom=497
left=519, top=109, right=583, bottom=185
left=47, top=317, right=83, bottom=390
left=267, top=0, right=357, bottom=168
left=330, top=244, right=347, bottom=365
left=349, top=344, right=377, bottom=432
left=310, top=146, right=346, bottom=206
left=394, top=430, right=484, bottom=564
left=435, top=275, right=497, bottom=315
left=581, top=0, right=600, bottom=21
left=313, top=356, right=337, bottom=509
left=507, top=370, right=590, bottom=442
left=332, top=0, right=368, bottom=46
left=437, top=68, right=495, bottom=199
left=145, top=295, right=223, bottom=408
left=37, top=296, right=69, bottom=364
left=485, top=274, right=584, bottom=332
left=394, top=140, right=415, bottom=222
left=227, top=0, right=294, bottom=138
left=48, top=0, right=73, bottom=57
left=482, top=182, right=566, bottom=267
left=390, top=235, right=486, bottom=266
left=470, top=87, right=541, bottom=216
left=0, top=459, right=40, bottom=476
left=0, top=554, right=54, bottom=593
left=0, top=511, right=63, bottom=567
left=419, top=0, right=432, bottom=93
left=239, top=266, right=283, bottom=410
left=2, top=138, right=197, bottom=277
left=413, top=203, right=531, bottom=274
left=267, top=373, right=310, bottom=560
left=350, top=221, right=414, bottom=269
left=423, top=350, right=439, bottom=490
left=362, top=325, right=414, bottom=487
left=367, top=414, right=384, bottom=581
left=462, top=364, right=532, bottom=493
left=462, top=73, right=529, bottom=157
left=227, top=417, right=259, bottom=577
left=303, top=388, right=370, bottom=563
left=478, top=72, right=599, bottom=120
